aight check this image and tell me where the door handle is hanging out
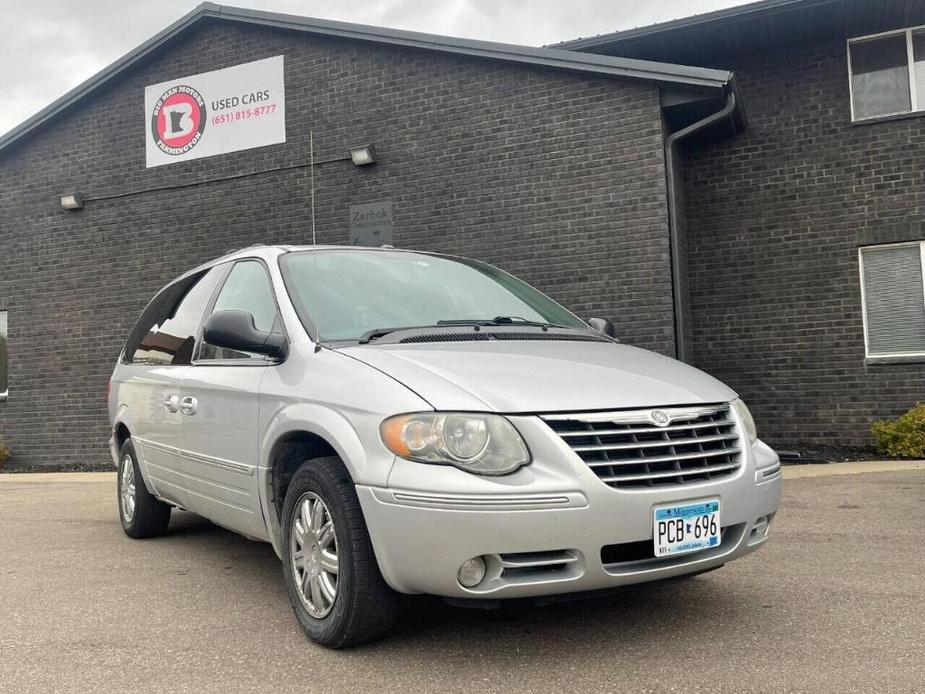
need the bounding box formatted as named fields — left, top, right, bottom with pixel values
left=179, top=396, right=198, bottom=416
left=162, top=394, right=179, bottom=413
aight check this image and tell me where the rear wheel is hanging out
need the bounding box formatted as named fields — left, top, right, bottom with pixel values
left=281, top=456, right=401, bottom=648
left=117, top=439, right=171, bottom=539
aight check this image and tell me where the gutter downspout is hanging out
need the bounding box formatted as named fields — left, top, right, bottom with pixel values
left=664, top=87, right=737, bottom=362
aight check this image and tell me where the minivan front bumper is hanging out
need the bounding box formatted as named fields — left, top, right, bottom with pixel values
left=357, top=415, right=782, bottom=599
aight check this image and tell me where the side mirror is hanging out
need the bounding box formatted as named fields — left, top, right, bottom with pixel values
left=587, top=317, right=616, bottom=338
left=203, top=310, right=288, bottom=360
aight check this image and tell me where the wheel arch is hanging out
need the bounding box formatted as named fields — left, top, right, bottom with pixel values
left=267, top=430, right=339, bottom=523
left=111, top=405, right=135, bottom=447
left=110, top=412, right=160, bottom=497
left=258, top=403, right=395, bottom=556
left=114, top=422, right=132, bottom=449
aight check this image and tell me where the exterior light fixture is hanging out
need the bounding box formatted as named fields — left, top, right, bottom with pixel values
left=60, top=193, right=85, bottom=210
left=349, top=144, right=376, bottom=166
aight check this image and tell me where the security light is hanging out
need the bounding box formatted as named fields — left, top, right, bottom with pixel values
left=60, top=193, right=85, bottom=210
left=349, top=144, right=376, bottom=166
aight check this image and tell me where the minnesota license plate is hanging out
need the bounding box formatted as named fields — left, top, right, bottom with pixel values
left=653, top=499, right=720, bottom=558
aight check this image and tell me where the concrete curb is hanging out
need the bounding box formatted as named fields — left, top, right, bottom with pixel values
left=0, top=471, right=116, bottom=483
left=783, top=460, right=924, bottom=479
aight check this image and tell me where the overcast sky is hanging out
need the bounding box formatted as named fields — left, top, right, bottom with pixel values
left=0, top=0, right=751, bottom=137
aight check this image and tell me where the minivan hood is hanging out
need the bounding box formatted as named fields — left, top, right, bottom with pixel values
left=340, top=340, right=736, bottom=413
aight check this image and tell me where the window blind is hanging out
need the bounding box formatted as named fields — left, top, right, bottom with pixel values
left=861, top=244, right=925, bottom=356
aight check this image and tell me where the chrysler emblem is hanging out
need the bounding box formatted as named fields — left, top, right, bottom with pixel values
left=650, top=410, right=671, bottom=427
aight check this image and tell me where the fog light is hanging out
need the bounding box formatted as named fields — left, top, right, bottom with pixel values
left=457, top=556, right=486, bottom=588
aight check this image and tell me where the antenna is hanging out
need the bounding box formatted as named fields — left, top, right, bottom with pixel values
left=310, top=130, right=316, bottom=246
left=310, top=130, right=321, bottom=352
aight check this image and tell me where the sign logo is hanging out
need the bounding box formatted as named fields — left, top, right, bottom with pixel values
left=349, top=201, right=394, bottom=246
left=144, top=56, right=284, bottom=168
left=650, top=410, right=671, bottom=427
left=150, top=85, right=206, bottom=156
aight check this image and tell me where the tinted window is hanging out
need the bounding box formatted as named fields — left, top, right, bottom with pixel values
left=199, top=260, right=281, bottom=361
left=279, top=250, right=587, bottom=342
left=125, top=268, right=225, bottom=365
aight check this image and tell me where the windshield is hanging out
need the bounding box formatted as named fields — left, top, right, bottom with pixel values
left=279, top=250, right=589, bottom=342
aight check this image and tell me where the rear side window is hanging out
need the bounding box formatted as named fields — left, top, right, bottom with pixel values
left=198, top=260, right=281, bottom=361
left=124, top=267, right=225, bottom=365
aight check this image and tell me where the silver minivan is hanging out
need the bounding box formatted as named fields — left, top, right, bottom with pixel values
left=109, top=245, right=781, bottom=648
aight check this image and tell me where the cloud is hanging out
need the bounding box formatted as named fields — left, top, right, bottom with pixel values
left=0, top=0, right=749, bottom=137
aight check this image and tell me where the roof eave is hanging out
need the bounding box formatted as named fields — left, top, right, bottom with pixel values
left=550, top=0, right=839, bottom=51
left=0, top=2, right=734, bottom=157
left=212, top=5, right=733, bottom=88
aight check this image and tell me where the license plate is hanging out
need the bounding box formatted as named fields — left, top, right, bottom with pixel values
left=653, top=499, right=720, bottom=558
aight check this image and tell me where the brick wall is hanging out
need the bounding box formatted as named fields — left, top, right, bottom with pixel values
left=0, top=19, right=674, bottom=468
left=681, top=38, right=925, bottom=449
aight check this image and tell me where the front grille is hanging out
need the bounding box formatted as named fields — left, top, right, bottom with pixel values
left=543, top=404, right=741, bottom=489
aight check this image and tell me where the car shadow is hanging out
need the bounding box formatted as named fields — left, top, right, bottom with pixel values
left=148, top=510, right=749, bottom=657
left=383, top=576, right=738, bottom=648
left=161, top=510, right=235, bottom=538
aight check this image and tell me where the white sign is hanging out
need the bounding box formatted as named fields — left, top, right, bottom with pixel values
left=144, top=56, right=285, bottom=168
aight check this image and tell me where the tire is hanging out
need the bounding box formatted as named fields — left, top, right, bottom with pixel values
left=117, top=439, right=171, bottom=539
left=281, top=456, right=401, bottom=648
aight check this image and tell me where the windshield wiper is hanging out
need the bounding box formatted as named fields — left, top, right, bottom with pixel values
left=437, top=316, right=567, bottom=329
left=435, top=319, right=496, bottom=326
left=360, top=321, right=501, bottom=343
left=359, top=317, right=573, bottom=344
left=491, top=315, right=562, bottom=328
left=358, top=326, right=423, bottom=344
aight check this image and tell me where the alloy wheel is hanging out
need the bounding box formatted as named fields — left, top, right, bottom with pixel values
left=290, top=492, right=339, bottom=618
left=119, top=454, right=136, bottom=523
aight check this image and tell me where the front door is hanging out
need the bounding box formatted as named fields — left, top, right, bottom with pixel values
left=178, top=259, right=284, bottom=538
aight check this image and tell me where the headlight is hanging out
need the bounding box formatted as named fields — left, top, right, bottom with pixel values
left=731, top=398, right=758, bottom=444
left=380, top=412, right=530, bottom=475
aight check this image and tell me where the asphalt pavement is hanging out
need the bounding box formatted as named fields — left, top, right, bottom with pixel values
left=0, top=464, right=922, bottom=693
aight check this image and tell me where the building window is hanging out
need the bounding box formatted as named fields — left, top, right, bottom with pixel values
left=859, top=242, right=925, bottom=358
left=849, top=28, right=925, bottom=121
left=0, top=310, right=7, bottom=400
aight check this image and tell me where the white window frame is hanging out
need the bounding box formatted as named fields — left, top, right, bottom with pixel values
left=858, top=241, right=925, bottom=358
left=847, top=26, right=925, bottom=122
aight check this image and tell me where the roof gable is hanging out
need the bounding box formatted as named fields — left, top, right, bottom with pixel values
left=0, top=3, right=735, bottom=156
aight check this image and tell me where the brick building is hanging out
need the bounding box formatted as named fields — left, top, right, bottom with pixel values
left=557, top=0, right=925, bottom=449
left=0, top=0, right=922, bottom=468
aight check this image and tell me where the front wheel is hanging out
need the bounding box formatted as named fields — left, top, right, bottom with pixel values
left=281, top=457, right=400, bottom=648
left=117, top=439, right=171, bottom=539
